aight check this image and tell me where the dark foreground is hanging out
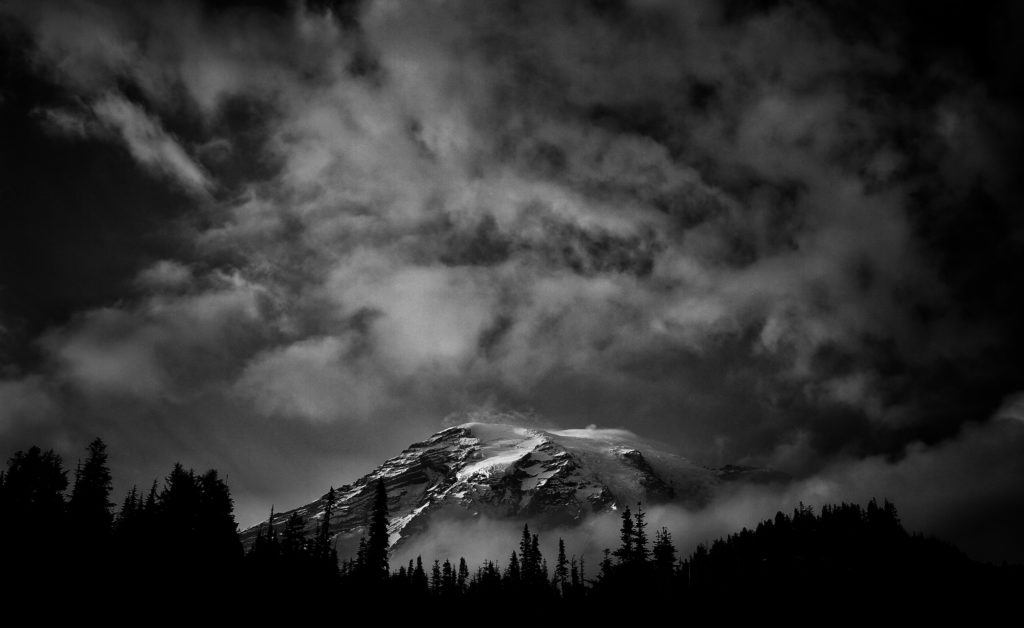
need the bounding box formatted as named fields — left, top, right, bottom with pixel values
left=1, top=439, right=1020, bottom=618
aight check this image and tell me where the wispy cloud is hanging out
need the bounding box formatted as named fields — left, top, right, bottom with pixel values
left=91, top=93, right=212, bottom=194
left=0, top=0, right=1021, bottom=550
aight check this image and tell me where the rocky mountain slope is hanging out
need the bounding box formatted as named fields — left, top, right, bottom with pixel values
left=240, top=422, right=784, bottom=557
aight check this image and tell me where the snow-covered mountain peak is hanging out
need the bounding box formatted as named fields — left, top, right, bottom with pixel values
left=240, top=422, right=784, bottom=558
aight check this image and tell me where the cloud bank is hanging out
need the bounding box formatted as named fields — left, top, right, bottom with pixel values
left=1, top=0, right=1022, bottom=558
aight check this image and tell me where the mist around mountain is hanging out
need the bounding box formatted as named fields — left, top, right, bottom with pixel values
left=2, top=433, right=1021, bottom=618
left=238, top=421, right=787, bottom=563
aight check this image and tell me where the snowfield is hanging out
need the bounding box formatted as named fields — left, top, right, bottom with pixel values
left=240, top=422, right=785, bottom=557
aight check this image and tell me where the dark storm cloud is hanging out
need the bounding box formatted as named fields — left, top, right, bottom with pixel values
left=1, top=0, right=1023, bottom=554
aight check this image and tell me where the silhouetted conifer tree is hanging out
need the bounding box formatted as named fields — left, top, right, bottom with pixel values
left=196, top=469, right=242, bottom=568
left=613, top=506, right=634, bottom=565
left=68, top=438, right=113, bottom=542
left=314, top=486, right=339, bottom=579
left=442, top=558, right=456, bottom=596
left=364, top=479, right=390, bottom=580
left=430, top=559, right=442, bottom=595
left=282, top=512, right=308, bottom=556
left=457, top=557, right=469, bottom=593
left=506, top=550, right=521, bottom=585
left=555, top=538, right=569, bottom=592
left=632, top=502, right=648, bottom=564
left=0, top=446, right=67, bottom=581
left=653, top=526, right=676, bottom=577
left=115, top=486, right=139, bottom=535
left=412, top=555, right=428, bottom=594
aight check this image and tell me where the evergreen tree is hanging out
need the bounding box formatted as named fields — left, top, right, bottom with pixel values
left=114, top=485, right=139, bottom=536
left=281, top=511, right=308, bottom=558
left=364, top=480, right=390, bottom=580
left=430, top=559, right=442, bottom=595
left=355, top=536, right=368, bottom=572
left=505, top=550, right=521, bottom=585
left=457, top=557, right=469, bottom=593
left=196, top=469, right=243, bottom=567
left=412, top=556, right=428, bottom=594
left=314, top=486, right=338, bottom=576
left=2, top=447, right=68, bottom=520
left=531, top=533, right=543, bottom=585
left=141, top=479, right=158, bottom=532
left=633, top=502, right=649, bottom=564
left=266, top=506, right=278, bottom=543
left=128, top=478, right=159, bottom=571
left=112, top=484, right=143, bottom=576
left=519, top=524, right=533, bottom=579
left=67, top=438, right=114, bottom=540
left=0, top=446, right=67, bottom=578
left=652, top=526, right=677, bottom=577
left=516, top=525, right=545, bottom=587
left=554, top=538, right=569, bottom=592
left=158, top=462, right=200, bottom=555
left=613, top=506, right=634, bottom=565
left=441, top=559, right=455, bottom=596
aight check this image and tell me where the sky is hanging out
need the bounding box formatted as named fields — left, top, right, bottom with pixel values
left=1, top=0, right=1023, bottom=562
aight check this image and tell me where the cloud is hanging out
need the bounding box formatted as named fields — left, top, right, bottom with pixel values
left=46, top=308, right=172, bottom=399
left=237, top=335, right=383, bottom=422
left=326, top=254, right=502, bottom=375
left=43, top=273, right=267, bottom=400
left=135, top=260, right=193, bottom=291
left=34, top=93, right=212, bottom=195
left=91, top=93, right=212, bottom=194
left=1, top=0, right=1022, bottom=557
left=394, top=408, right=1024, bottom=566
left=770, top=411, right=1024, bottom=563
left=0, top=376, right=59, bottom=437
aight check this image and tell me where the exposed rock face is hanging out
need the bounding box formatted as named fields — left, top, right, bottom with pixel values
left=240, top=423, right=784, bottom=558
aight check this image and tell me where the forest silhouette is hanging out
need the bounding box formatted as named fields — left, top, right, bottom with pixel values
left=1, top=438, right=1020, bottom=616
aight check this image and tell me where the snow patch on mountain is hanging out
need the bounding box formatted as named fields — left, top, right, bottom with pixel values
left=239, top=422, right=785, bottom=559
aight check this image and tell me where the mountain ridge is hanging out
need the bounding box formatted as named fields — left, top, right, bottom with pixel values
left=239, top=422, right=785, bottom=558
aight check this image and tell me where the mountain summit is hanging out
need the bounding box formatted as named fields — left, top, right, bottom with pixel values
left=240, top=422, right=782, bottom=557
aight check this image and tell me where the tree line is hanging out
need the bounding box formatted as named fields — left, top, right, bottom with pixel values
left=0, top=439, right=242, bottom=602
left=1, top=438, right=1020, bottom=613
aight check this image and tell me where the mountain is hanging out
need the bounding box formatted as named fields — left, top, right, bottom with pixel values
left=239, top=422, right=784, bottom=558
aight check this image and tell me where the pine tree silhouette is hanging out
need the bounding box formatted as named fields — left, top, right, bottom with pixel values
left=613, top=506, right=634, bottom=566
left=0, top=446, right=67, bottom=585
left=430, top=559, right=442, bottom=595
left=314, top=486, right=339, bottom=579
left=653, top=526, right=676, bottom=577
left=196, top=468, right=242, bottom=569
left=506, top=550, right=521, bottom=586
left=68, top=438, right=113, bottom=541
left=632, top=502, right=648, bottom=564
left=412, top=555, right=428, bottom=595
left=457, top=557, right=469, bottom=593
left=555, top=538, right=569, bottom=593
left=5, top=435, right=1019, bottom=614
left=281, top=511, right=308, bottom=557
left=364, top=479, right=390, bottom=581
